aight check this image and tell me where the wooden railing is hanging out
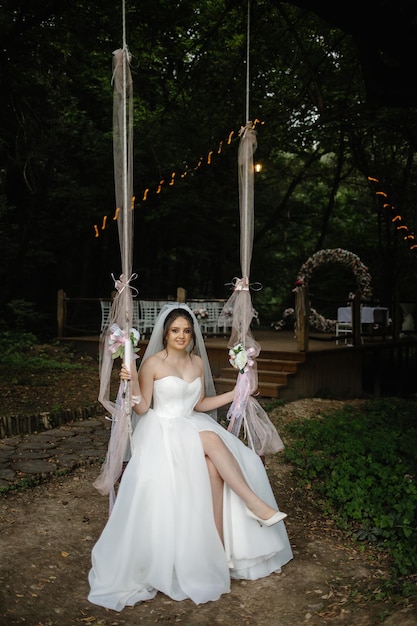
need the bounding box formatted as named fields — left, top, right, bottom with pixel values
left=56, top=289, right=228, bottom=338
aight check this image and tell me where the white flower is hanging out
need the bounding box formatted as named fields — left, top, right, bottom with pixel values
left=234, top=350, right=248, bottom=372
left=193, top=308, right=208, bottom=320
left=229, top=343, right=248, bottom=373
left=130, top=328, right=140, bottom=347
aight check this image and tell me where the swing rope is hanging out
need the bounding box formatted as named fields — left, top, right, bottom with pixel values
left=245, top=0, right=251, bottom=124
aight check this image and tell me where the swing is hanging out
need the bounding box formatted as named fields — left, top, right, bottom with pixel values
left=95, top=0, right=284, bottom=507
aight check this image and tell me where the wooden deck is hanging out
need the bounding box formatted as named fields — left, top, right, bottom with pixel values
left=205, top=329, right=341, bottom=352
left=62, top=329, right=417, bottom=400
left=205, top=330, right=363, bottom=400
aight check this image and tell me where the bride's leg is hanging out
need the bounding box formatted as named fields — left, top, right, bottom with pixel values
left=206, top=457, right=224, bottom=544
left=200, top=431, right=278, bottom=521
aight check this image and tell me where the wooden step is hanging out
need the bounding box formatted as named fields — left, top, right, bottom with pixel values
left=260, top=351, right=306, bottom=364
left=220, top=367, right=293, bottom=385
left=214, top=351, right=305, bottom=399
left=214, top=376, right=286, bottom=399
left=257, top=357, right=301, bottom=373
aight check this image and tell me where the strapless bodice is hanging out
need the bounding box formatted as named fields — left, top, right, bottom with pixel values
left=152, top=376, right=202, bottom=417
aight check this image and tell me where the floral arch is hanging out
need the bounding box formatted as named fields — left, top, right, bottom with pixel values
left=296, top=248, right=373, bottom=333
left=297, top=248, right=373, bottom=300
left=273, top=249, right=373, bottom=333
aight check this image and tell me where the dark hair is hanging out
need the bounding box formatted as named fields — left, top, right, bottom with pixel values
left=162, top=308, right=196, bottom=350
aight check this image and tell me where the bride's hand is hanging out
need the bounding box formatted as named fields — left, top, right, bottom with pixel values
left=120, top=362, right=142, bottom=410
left=120, top=363, right=131, bottom=381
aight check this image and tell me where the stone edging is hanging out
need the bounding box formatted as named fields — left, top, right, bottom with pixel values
left=0, top=402, right=105, bottom=438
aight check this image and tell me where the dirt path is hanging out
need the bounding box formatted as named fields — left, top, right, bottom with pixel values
left=1, top=400, right=416, bottom=626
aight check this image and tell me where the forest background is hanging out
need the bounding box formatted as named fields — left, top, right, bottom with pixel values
left=1, top=0, right=417, bottom=336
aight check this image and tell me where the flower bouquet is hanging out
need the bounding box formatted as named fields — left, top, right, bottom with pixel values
left=228, top=343, right=250, bottom=374
left=108, top=324, right=141, bottom=360
left=193, top=308, right=208, bottom=320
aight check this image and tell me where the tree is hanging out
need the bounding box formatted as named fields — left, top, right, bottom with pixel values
left=1, top=0, right=417, bottom=333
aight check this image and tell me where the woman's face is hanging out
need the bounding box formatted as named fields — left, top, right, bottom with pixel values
left=165, top=316, right=193, bottom=351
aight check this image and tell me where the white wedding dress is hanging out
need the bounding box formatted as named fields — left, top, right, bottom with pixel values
left=88, top=376, right=293, bottom=610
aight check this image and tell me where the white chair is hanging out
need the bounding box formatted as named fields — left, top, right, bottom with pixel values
left=335, top=306, right=352, bottom=344
left=100, top=299, right=141, bottom=333
left=199, top=301, right=221, bottom=335
left=335, top=305, right=385, bottom=343
left=139, top=300, right=158, bottom=336
left=100, top=300, right=112, bottom=332
left=218, top=304, right=235, bottom=335
left=132, top=300, right=141, bottom=332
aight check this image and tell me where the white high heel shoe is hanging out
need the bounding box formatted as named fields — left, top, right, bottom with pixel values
left=246, top=507, right=287, bottom=527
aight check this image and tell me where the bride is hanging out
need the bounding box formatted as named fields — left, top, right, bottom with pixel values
left=88, top=304, right=293, bottom=611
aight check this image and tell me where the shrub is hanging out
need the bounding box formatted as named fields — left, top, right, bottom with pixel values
left=283, top=398, right=417, bottom=577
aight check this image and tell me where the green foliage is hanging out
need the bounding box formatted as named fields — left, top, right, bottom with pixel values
left=0, top=331, right=82, bottom=371
left=5, top=299, right=48, bottom=333
left=283, top=398, right=417, bottom=577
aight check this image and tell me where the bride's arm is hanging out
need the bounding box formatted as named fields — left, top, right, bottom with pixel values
left=120, top=359, right=155, bottom=415
left=194, top=389, right=235, bottom=413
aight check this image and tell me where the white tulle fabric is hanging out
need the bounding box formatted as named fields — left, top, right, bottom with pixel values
left=94, top=48, right=136, bottom=501
left=219, top=123, right=283, bottom=455
left=88, top=376, right=293, bottom=610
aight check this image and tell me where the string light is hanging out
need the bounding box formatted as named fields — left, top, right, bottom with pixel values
left=368, top=176, right=417, bottom=253
left=94, top=120, right=264, bottom=236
